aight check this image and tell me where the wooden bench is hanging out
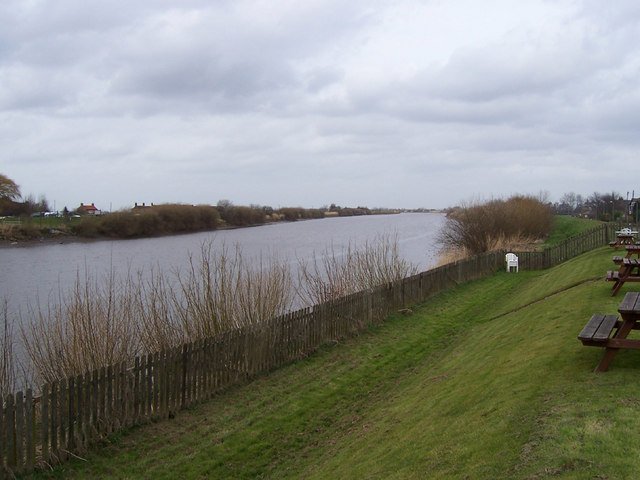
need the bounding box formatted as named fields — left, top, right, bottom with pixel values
left=578, top=314, right=619, bottom=346
left=607, top=258, right=640, bottom=296
left=580, top=293, right=640, bottom=372
left=626, top=245, right=640, bottom=258
left=610, top=233, right=637, bottom=250
left=607, top=270, right=620, bottom=280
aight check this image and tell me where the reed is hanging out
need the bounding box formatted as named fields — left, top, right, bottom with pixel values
left=16, top=235, right=413, bottom=386
left=174, top=242, right=293, bottom=338
left=0, top=299, right=16, bottom=398
left=20, top=268, right=141, bottom=385
left=132, top=267, right=184, bottom=353
left=297, top=234, right=419, bottom=305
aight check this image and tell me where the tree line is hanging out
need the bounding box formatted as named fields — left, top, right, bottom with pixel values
left=0, top=174, right=383, bottom=240
left=551, top=191, right=636, bottom=222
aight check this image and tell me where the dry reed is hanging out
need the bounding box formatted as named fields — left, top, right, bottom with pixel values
left=1, top=299, right=16, bottom=398
left=437, top=233, right=542, bottom=266
left=16, top=235, right=411, bottom=386
left=174, top=242, right=293, bottom=339
left=297, top=234, right=419, bottom=306
left=20, top=268, right=141, bottom=385
left=440, top=196, right=553, bottom=255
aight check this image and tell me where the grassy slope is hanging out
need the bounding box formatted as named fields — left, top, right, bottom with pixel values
left=26, top=246, right=640, bottom=479
left=544, top=216, right=602, bottom=246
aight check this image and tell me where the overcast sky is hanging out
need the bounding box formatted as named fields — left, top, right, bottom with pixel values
left=2, top=0, right=640, bottom=211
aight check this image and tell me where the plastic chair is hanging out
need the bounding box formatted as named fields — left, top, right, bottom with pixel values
left=506, top=253, right=519, bottom=273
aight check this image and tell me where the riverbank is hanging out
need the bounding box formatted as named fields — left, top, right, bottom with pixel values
left=26, top=246, right=635, bottom=479
left=0, top=207, right=427, bottom=246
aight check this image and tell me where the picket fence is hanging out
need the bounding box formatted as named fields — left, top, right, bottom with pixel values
left=0, top=222, right=619, bottom=476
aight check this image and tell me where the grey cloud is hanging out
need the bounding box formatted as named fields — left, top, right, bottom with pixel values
left=2, top=0, right=640, bottom=212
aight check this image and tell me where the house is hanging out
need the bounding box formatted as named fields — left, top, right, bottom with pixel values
left=78, top=202, right=100, bottom=215
left=132, top=202, right=154, bottom=211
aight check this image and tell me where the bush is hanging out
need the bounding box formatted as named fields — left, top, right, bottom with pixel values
left=19, top=242, right=293, bottom=383
left=73, top=204, right=221, bottom=239
left=278, top=207, right=304, bottom=221
left=221, top=206, right=266, bottom=227
left=440, top=196, right=554, bottom=255
left=73, top=217, right=101, bottom=237
left=297, top=234, right=419, bottom=305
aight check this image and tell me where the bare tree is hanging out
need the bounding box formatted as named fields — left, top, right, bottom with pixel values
left=0, top=173, right=20, bottom=201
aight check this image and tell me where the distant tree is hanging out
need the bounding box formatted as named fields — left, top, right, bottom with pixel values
left=537, top=190, right=551, bottom=204
left=556, top=192, right=580, bottom=215
left=216, top=199, right=233, bottom=212
left=0, top=174, right=20, bottom=201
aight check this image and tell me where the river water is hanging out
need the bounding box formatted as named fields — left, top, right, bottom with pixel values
left=0, top=212, right=446, bottom=317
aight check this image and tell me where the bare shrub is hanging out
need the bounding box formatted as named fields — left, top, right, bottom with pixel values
left=132, top=268, right=184, bottom=353
left=17, top=241, right=294, bottom=384
left=218, top=205, right=266, bottom=227
left=21, top=269, right=141, bottom=384
left=19, top=233, right=419, bottom=387
left=174, top=242, right=293, bottom=339
left=439, top=196, right=553, bottom=255
left=0, top=222, right=16, bottom=240
left=74, top=204, right=221, bottom=239
left=297, top=234, right=419, bottom=306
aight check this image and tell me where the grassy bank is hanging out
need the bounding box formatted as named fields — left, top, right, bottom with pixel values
left=23, top=245, right=639, bottom=479
left=543, top=215, right=603, bottom=246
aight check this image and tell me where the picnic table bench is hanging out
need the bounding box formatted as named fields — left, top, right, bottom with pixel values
left=609, top=229, right=638, bottom=250
left=578, top=292, right=640, bottom=372
left=624, top=245, right=640, bottom=258
left=606, top=258, right=640, bottom=296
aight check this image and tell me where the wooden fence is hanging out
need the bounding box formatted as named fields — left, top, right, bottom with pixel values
left=515, top=223, right=616, bottom=270
left=0, top=224, right=619, bottom=476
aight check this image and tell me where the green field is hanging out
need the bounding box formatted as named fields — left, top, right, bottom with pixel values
left=543, top=215, right=603, bottom=246
left=23, top=244, right=640, bottom=479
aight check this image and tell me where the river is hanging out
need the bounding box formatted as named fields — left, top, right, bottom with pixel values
left=0, top=213, right=446, bottom=317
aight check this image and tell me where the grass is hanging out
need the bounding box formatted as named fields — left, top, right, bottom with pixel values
left=22, top=245, right=640, bottom=479
left=543, top=216, right=603, bottom=247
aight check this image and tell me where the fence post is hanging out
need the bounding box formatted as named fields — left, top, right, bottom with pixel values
left=181, top=344, right=188, bottom=409
left=5, top=394, right=15, bottom=472
left=25, top=389, right=35, bottom=472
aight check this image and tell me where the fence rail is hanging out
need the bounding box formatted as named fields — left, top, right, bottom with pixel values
left=0, top=223, right=619, bottom=476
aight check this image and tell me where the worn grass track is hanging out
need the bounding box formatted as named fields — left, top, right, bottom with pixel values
left=24, top=246, right=640, bottom=479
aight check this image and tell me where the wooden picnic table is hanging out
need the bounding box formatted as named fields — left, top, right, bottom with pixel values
left=578, top=292, right=640, bottom=372
left=624, top=245, right=640, bottom=258
left=609, top=233, right=637, bottom=250
left=607, top=257, right=640, bottom=296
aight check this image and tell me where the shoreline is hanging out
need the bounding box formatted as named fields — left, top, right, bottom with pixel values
left=0, top=211, right=440, bottom=249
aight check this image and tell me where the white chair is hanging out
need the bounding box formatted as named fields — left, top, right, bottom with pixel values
left=506, top=253, right=519, bottom=273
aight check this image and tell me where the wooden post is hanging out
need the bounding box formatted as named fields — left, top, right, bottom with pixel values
left=58, top=379, right=68, bottom=461
left=106, top=365, right=113, bottom=433
left=15, top=391, right=24, bottom=473
left=67, top=377, right=75, bottom=451
left=25, top=389, right=34, bottom=472
left=50, top=381, right=58, bottom=462
left=181, top=344, right=188, bottom=409
left=41, top=384, right=49, bottom=465
left=5, top=394, right=15, bottom=472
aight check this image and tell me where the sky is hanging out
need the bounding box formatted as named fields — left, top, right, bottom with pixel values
left=2, top=0, right=640, bottom=212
